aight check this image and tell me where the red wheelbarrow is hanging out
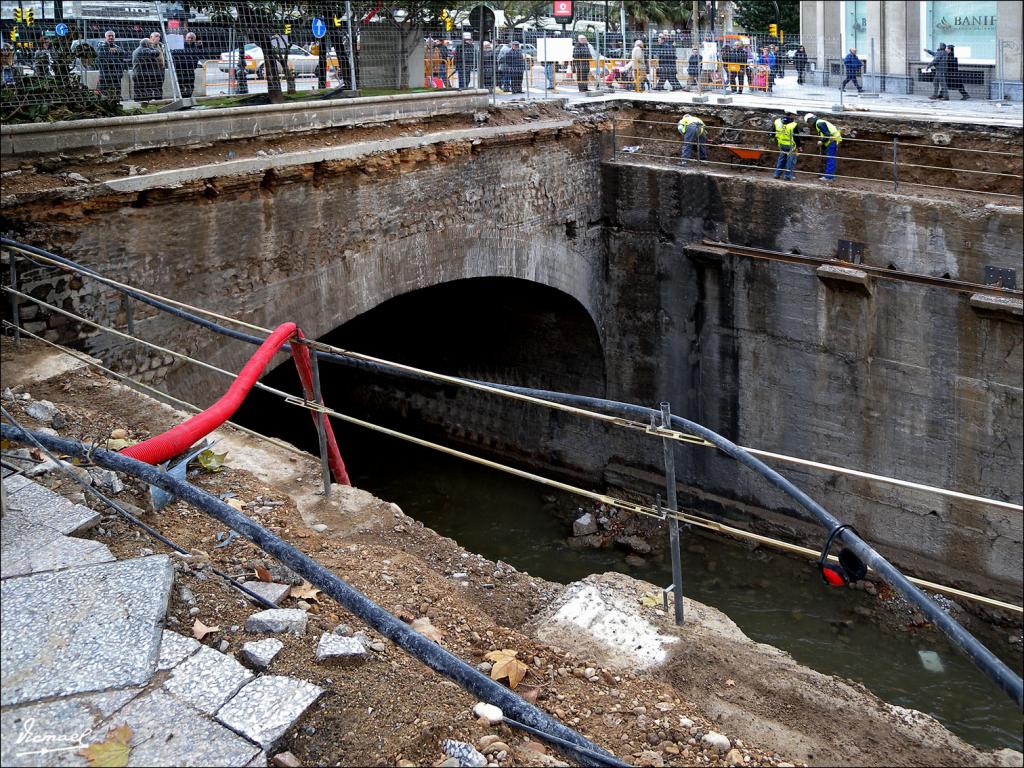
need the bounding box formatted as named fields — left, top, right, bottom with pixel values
left=722, top=145, right=766, bottom=165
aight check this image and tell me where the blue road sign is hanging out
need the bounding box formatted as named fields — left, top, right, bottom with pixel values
left=55, top=23, right=69, bottom=37
left=311, top=18, right=326, bottom=39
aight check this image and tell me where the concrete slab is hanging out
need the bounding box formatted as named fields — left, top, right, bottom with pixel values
left=93, top=689, right=262, bottom=766
left=3, top=481, right=100, bottom=535
left=163, top=645, right=254, bottom=715
left=157, top=630, right=202, bottom=671
left=241, top=581, right=291, bottom=606
left=2, top=474, right=33, bottom=494
left=315, top=633, right=367, bottom=662
left=816, top=264, right=872, bottom=293
left=0, top=556, right=173, bottom=707
left=1, top=535, right=115, bottom=580
left=970, top=292, right=1023, bottom=318
left=216, top=676, right=324, bottom=750
left=0, top=688, right=142, bottom=767
left=244, top=609, right=308, bottom=635
left=241, top=639, right=284, bottom=671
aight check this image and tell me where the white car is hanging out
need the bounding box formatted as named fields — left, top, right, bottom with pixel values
left=217, top=42, right=336, bottom=78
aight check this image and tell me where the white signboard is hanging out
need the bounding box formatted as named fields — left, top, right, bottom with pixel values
left=537, top=37, right=573, bottom=63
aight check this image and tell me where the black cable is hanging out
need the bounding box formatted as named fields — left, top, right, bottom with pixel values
left=3, top=239, right=1021, bottom=710
left=0, top=407, right=277, bottom=610
left=0, top=424, right=626, bottom=767
left=503, top=716, right=631, bottom=767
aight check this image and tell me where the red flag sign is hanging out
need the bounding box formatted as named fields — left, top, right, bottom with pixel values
left=553, top=1, right=573, bottom=21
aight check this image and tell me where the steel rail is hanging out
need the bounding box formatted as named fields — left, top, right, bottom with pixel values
left=698, top=240, right=1024, bottom=298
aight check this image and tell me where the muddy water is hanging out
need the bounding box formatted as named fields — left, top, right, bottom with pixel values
left=339, top=427, right=1023, bottom=753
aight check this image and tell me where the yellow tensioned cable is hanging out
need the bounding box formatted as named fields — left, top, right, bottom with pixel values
left=4, top=263, right=1022, bottom=513
left=2, top=299, right=1020, bottom=615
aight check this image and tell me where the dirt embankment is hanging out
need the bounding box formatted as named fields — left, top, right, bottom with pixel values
left=2, top=338, right=1020, bottom=768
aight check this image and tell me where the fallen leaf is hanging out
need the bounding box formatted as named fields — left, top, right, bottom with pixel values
left=104, top=438, right=136, bottom=451
left=226, top=498, right=246, bottom=511
left=641, top=592, right=661, bottom=607
left=196, top=448, right=228, bottom=472
left=485, top=649, right=529, bottom=689
left=289, top=581, right=321, bottom=602
left=79, top=724, right=132, bottom=767
left=724, top=679, right=736, bottom=687
left=255, top=567, right=272, bottom=582
left=411, top=616, right=443, bottom=643
left=192, top=618, right=220, bottom=640
left=521, top=686, right=541, bottom=704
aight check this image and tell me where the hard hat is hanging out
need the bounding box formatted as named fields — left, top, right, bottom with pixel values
left=804, top=112, right=817, bottom=124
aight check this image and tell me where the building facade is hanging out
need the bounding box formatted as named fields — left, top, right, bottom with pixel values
left=800, top=0, right=1022, bottom=98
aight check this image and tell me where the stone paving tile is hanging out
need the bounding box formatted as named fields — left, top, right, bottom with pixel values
left=91, top=689, right=262, bottom=767
left=157, top=630, right=202, bottom=672
left=241, top=639, right=284, bottom=671
left=2, top=536, right=115, bottom=581
left=216, top=676, right=324, bottom=750
left=1, top=515, right=65, bottom=567
left=1, top=556, right=173, bottom=707
left=164, top=646, right=254, bottom=715
left=2, top=473, right=32, bottom=492
left=0, top=688, right=142, bottom=767
left=3, top=481, right=99, bottom=535
left=241, top=581, right=291, bottom=606
left=244, top=609, right=308, bottom=635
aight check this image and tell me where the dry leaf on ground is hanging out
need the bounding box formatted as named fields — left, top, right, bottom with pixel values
left=290, top=581, right=322, bottom=602
left=226, top=498, right=246, bottom=511
left=192, top=618, right=220, bottom=640
left=79, top=724, right=132, bottom=767
left=410, top=616, right=443, bottom=643
left=485, top=649, right=529, bottom=689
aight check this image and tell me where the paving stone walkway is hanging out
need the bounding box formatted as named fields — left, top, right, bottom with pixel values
left=0, top=471, right=323, bottom=767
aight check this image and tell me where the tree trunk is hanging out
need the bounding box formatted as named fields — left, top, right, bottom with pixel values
left=253, top=30, right=283, bottom=103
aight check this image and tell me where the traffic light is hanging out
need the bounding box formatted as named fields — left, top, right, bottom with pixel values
left=25, top=8, right=34, bottom=24
left=13, top=7, right=22, bottom=22
left=9, top=28, right=17, bottom=41
left=333, top=15, right=342, bottom=27
left=284, top=23, right=292, bottom=35
left=768, top=23, right=778, bottom=38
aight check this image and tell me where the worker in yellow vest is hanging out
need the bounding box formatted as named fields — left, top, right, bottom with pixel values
left=773, top=111, right=800, bottom=181
left=805, top=113, right=842, bottom=181
left=677, top=114, right=707, bottom=163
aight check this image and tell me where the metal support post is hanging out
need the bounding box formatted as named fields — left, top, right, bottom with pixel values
left=155, top=0, right=187, bottom=110
left=660, top=401, right=684, bottom=625
left=124, top=294, right=135, bottom=336
left=611, top=120, right=616, bottom=159
left=892, top=136, right=898, bottom=192
left=7, top=252, right=20, bottom=341
left=308, top=345, right=332, bottom=497
left=345, top=1, right=357, bottom=92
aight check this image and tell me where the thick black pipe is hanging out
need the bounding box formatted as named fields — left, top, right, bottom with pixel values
left=3, top=239, right=1022, bottom=709
left=0, top=424, right=627, bottom=768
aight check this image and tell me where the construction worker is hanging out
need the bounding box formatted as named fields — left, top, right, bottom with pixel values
left=805, top=113, right=842, bottom=181
left=773, top=110, right=800, bottom=181
left=677, top=113, right=707, bottom=163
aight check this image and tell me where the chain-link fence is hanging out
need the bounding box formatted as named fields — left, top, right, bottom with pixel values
left=1, top=3, right=1021, bottom=123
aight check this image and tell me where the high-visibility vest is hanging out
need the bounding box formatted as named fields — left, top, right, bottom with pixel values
left=814, top=118, right=842, bottom=144
left=774, top=117, right=797, bottom=148
left=678, top=115, right=706, bottom=136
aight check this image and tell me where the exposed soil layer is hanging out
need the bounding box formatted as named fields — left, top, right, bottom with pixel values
left=2, top=338, right=1020, bottom=768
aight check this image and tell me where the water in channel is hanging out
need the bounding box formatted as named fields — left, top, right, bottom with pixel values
left=334, top=425, right=1023, bottom=753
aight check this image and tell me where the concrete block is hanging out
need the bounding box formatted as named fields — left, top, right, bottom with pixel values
left=970, top=292, right=1023, bottom=320
left=245, top=609, right=308, bottom=635
left=1, top=534, right=115, bottom=580
left=216, top=676, right=324, bottom=750
left=97, top=689, right=262, bottom=766
left=164, top=645, right=254, bottom=715
left=157, top=630, right=202, bottom=671
left=242, top=581, right=291, bottom=606
left=3, top=480, right=100, bottom=535
left=816, top=263, right=871, bottom=293
left=241, top=638, right=284, bottom=670
left=315, top=632, right=368, bottom=662
left=0, top=556, right=173, bottom=707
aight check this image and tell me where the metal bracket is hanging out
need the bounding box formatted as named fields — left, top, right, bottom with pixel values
left=984, top=266, right=1017, bottom=290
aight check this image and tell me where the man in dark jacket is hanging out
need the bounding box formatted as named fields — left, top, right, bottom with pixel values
left=454, top=32, right=476, bottom=89
left=172, top=32, right=203, bottom=98
left=653, top=33, right=682, bottom=91
left=97, top=31, right=127, bottom=96
left=925, top=43, right=950, bottom=99
left=946, top=45, right=969, bottom=99
left=841, top=47, right=863, bottom=93
left=503, top=40, right=526, bottom=93
left=132, top=39, right=163, bottom=101
left=687, top=48, right=702, bottom=89
left=572, top=35, right=593, bottom=92
left=793, top=45, right=808, bottom=84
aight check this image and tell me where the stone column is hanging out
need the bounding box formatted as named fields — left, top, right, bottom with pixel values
left=815, top=0, right=826, bottom=70
left=996, top=0, right=1022, bottom=98
left=883, top=0, right=910, bottom=93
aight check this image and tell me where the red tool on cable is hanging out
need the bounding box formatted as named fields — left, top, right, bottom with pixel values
left=121, top=323, right=350, bottom=485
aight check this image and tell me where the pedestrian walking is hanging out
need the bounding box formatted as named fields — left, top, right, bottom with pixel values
left=172, top=31, right=203, bottom=98
left=804, top=113, right=842, bottom=180
left=97, top=30, right=127, bottom=97
left=793, top=45, right=808, bottom=85
left=947, top=44, right=969, bottom=99
left=925, top=43, right=950, bottom=99
left=841, top=47, right=863, bottom=93
left=630, top=39, right=648, bottom=91
left=480, top=41, right=495, bottom=89
left=573, top=35, right=596, bottom=92
left=653, top=33, right=682, bottom=91
left=687, top=47, right=702, bottom=89
left=773, top=111, right=800, bottom=181
left=132, top=38, right=163, bottom=101
left=677, top=113, right=707, bottom=163
left=454, top=31, right=476, bottom=89
left=504, top=40, right=526, bottom=93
